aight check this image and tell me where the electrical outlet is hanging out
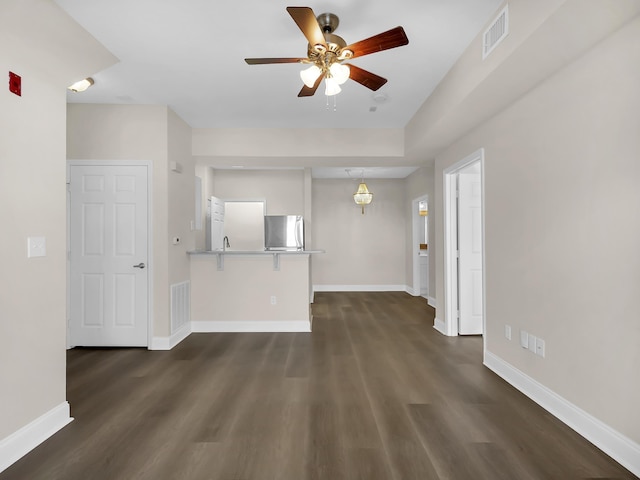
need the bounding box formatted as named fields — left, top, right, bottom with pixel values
left=536, top=337, right=546, bottom=358
left=505, top=325, right=512, bottom=340
left=270, top=295, right=277, bottom=305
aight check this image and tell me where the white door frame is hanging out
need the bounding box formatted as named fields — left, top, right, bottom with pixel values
left=66, top=160, right=154, bottom=349
left=443, top=148, right=486, bottom=338
left=412, top=194, right=429, bottom=298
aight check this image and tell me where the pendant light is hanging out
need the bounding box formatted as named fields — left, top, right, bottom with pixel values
left=353, top=170, right=373, bottom=214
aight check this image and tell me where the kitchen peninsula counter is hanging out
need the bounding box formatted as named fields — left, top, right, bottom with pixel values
left=188, top=250, right=323, bottom=332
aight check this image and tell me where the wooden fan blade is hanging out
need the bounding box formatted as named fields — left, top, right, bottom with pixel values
left=245, top=58, right=306, bottom=65
left=342, top=26, right=409, bottom=59
left=287, top=7, right=327, bottom=50
left=298, top=73, right=324, bottom=97
left=345, top=64, right=387, bottom=91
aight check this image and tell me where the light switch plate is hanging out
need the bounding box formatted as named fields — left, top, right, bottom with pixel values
left=520, top=330, right=528, bottom=348
left=27, top=236, right=46, bottom=257
left=528, top=334, right=537, bottom=353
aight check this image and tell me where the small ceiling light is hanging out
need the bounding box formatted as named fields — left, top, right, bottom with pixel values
left=68, top=77, right=94, bottom=92
left=300, top=65, right=322, bottom=88
left=354, top=180, right=373, bottom=214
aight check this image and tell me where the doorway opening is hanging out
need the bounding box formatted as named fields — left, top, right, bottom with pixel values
left=412, top=195, right=430, bottom=302
left=443, top=149, right=485, bottom=338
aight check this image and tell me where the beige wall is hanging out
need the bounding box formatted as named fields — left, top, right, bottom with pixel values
left=193, top=128, right=404, bottom=159
left=67, top=104, right=194, bottom=338
left=433, top=15, right=640, bottom=443
left=312, top=179, right=406, bottom=288
left=0, top=0, right=116, bottom=448
left=404, top=166, right=435, bottom=295
left=210, top=169, right=306, bottom=215
left=167, top=109, right=196, bottom=300
left=0, top=61, right=68, bottom=442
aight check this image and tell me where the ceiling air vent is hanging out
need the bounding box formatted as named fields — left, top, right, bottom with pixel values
left=483, top=5, right=509, bottom=59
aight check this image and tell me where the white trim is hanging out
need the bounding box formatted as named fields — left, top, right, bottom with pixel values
left=443, top=148, right=486, bottom=338
left=0, top=402, right=73, bottom=474
left=313, top=284, right=407, bottom=292
left=427, top=296, right=437, bottom=308
left=150, top=322, right=191, bottom=350
left=406, top=286, right=418, bottom=296
left=191, top=320, right=311, bottom=333
left=484, top=351, right=640, bottom=477
left=433, top=317, right=447, bottom=335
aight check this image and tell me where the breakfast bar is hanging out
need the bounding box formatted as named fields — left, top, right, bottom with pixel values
left=188, top=250, right=323, bottom=332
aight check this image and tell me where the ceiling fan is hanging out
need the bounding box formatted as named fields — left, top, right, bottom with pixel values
left=245, top=6, right=409, bottom=97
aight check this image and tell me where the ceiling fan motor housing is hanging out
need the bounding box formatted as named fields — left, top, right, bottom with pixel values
left=317, top=12, right=339, bottom=33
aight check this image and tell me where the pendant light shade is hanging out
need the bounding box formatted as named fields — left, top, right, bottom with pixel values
left=354, top=182, right=373, bottom=214
left=300, top=65, right=322, bottom=88
left=329, top=63, right=350, bottom=85
left=324, top=77, right=342, bottom=96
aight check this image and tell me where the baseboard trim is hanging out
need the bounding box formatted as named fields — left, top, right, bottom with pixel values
left=191, top=320, right=311, bottom=333
left=427, top=296, right=436, bottom=308
left=433, top=317, right=447, bottom=335
left=0, top=402, right=73, bottom=474
left=150, top=322, right=191, bottom=350
left=313, top=284, right=407, bottom=292
left=484, top=351, right=640, bottom=478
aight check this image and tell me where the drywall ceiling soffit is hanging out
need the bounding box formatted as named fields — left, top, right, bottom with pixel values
left=2, top=0, right=118, bottom=86
left=405, top=0, right=640, bottom=159
left=203, top=165, right=419, bottom=179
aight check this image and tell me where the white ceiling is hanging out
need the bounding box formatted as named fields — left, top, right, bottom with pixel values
left=54, top=0, right=504, bottom=176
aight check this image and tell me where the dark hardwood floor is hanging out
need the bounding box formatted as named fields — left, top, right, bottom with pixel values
left=2, top=292, right=636, bottom=479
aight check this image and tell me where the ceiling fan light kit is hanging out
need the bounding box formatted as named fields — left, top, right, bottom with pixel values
left=245, top=6, right=408, bottom=98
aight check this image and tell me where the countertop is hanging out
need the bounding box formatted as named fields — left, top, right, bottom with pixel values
left=188, top=249, right=325, bottom=256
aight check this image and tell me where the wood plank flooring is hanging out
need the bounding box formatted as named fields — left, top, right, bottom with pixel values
left=2, top=292, right=636, bottom=479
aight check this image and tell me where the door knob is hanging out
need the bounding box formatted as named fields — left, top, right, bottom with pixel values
left=133, top=263, right=146, bottom=269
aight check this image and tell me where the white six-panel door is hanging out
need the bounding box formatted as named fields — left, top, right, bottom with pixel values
left=69, top=164, right=149, bottom=346
left=458, top=172, right=483, bottom=335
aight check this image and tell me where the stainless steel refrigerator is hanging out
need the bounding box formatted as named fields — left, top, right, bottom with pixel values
left=264, top=215, right=304, bottom=251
